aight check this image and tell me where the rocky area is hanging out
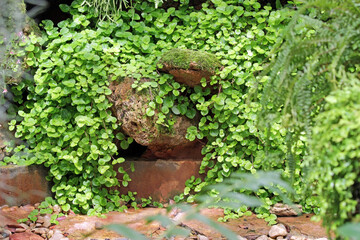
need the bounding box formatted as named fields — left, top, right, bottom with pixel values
left=0, top=165, right=51, bottom=206
left=107, top=78, right=203, bottom=159
left=116, top=160, right=203, bottom=202
left=270, top=204, right=303, bottom=217
left=0, top=204, right=330, bottom=240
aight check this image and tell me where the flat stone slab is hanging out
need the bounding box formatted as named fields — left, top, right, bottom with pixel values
left=0, top=159, right=202, bottom=206
left=0, top=165, right=52, bottom=206
left=278, top=214, right=330, bottom=238
left=117, top=159, right=203, bottom=202
left=0, top=205, right=35, bottom=227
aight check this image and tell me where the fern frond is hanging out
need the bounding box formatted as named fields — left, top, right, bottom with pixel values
left=258, top=0, right=360, bottom=231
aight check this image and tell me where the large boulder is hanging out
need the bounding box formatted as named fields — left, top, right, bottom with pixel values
left=107, top=78, right=203, bottom=159
left=158, top=49, right=222, bottom=87
left=117, top=159, right=203, bottom=202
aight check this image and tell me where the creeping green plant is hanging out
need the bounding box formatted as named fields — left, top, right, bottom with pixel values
left=6, top=0, right=305, bottom=219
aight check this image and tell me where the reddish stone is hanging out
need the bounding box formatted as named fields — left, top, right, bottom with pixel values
left=56, top=216, right=67, bottom=222
left=177, top=209, right=225, bottom=238
left=10, top=232, right=44, bottom=240
left=20, top=204, right=35, bottom=212
left=0, top=206, right=33, bottom=228
left=1, top=206, right=18, bottom=212
left=199, top=208, right=224, bottom=218
left=53, top=208, right=166, bottom=239
left=50, top=208, right=329, bottom=240
left=278, top=214, right=329, bottom=238
left=6, top=223, right=23, bottom=229
left=225, top=214, right=271, bottom=237
left=116, top=160, right=204, bottom=202
left=0, top=165, right=52, bottom=206
left=0, top=214, right=16, bottom=228
left=168, top=68, right=213, bottom=87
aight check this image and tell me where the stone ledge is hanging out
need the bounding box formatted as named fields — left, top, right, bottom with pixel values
left=0, top=160, right=203, bottom=206
left=117, top=159, right=203, bottom=202
left=0, top=165, right=52, bottom=206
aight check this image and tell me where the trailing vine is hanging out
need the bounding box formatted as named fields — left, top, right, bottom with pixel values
left=5, top=0, right=310, bottom=222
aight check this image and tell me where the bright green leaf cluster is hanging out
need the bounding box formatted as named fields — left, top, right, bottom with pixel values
left=307, top=82, right=360, bottom=231
left=5, top=0, right=308, bottom=218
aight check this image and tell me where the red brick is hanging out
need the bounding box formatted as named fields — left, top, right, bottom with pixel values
left=116, top=159, right=203, bottom=202
left=0, top=165, right=52, bottom=206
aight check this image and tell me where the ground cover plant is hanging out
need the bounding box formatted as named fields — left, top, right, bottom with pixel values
left=3, top=0, right=312, bottom=224
left=3, top=0, right=360, bottom=239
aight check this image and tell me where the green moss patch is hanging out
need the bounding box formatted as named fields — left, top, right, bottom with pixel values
left=158, top=48, right=222, bottom=73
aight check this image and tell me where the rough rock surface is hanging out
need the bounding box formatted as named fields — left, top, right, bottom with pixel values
left=9, top=232, right=44, bottom=240
left=117, top=160, right=203, bottom=202
left=108, top=78, right=202, bottom=159
left=163, top=68, right=213, bottom=87
left=48, top=230, right=66, bottom=240
left=256, top=235, right=269, bottom=240
left=0, top=165, right=51, bottom=206
left=158, top=49, right=222, bottom=87
left=269, top=224, right=288, bottom=238
left=270, top=203, right=303, bottom=216
left=0, top=205, right=329, bottom=240
left=277, top=214, right=331, bottom=238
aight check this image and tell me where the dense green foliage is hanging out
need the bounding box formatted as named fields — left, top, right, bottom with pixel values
left=260, top=0, right=360, bottom=232
left=311, top=83, right=360, bottom=230
left=6, top=14, right=133, bottom=214
left=80, top=0, right=164, bottom=21
left=5, top=0, right=309, bottom=222
left=3, top=0, right=360, bottom=236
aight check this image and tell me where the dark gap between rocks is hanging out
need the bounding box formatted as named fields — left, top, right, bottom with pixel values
left=26, top=0, right=72, bottom=24
left=116, top=140, right=148, bottom=159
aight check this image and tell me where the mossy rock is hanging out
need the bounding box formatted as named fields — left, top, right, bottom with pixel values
left=158, top=48, right=222, bottom=72
left=158, top=49, right=222, bottom=87
left=107, top=78, right=202, bottom=159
